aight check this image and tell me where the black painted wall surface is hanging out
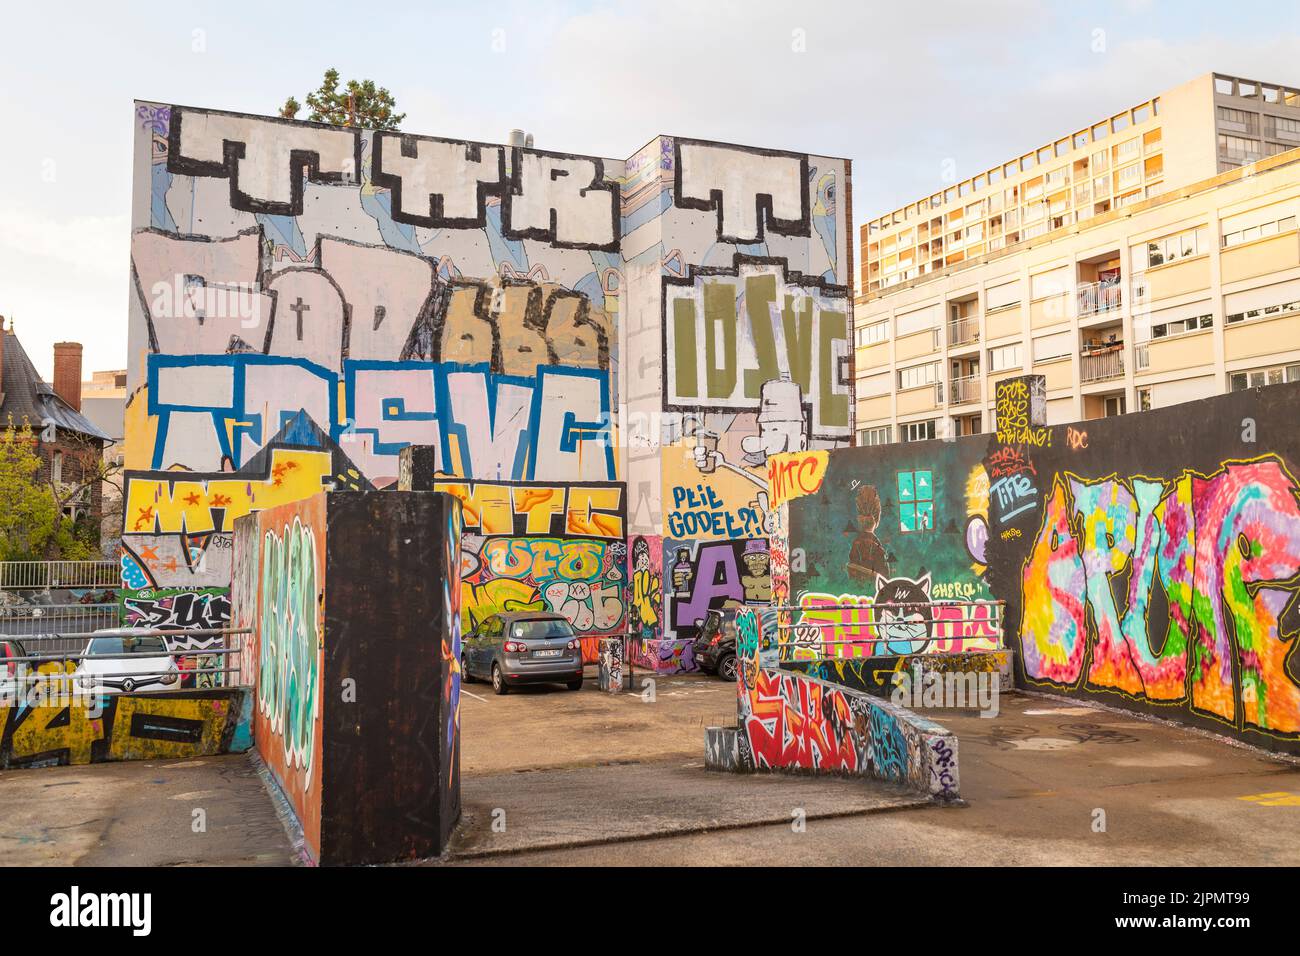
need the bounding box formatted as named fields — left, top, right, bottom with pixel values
left=320, top=490, right=461, bottom=866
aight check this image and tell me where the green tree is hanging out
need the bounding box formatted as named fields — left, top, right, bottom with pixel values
left=0, top=422, right=63, bottom=560
left=279, top=69, right=405, bottom=130
left=0, top=422, right=111, bottom=561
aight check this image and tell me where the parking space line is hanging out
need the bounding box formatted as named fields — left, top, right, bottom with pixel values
left=462, top=689, right=489, bottom=703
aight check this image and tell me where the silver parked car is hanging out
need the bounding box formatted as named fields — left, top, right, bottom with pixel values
left=462, top=612, right=583, bottom=695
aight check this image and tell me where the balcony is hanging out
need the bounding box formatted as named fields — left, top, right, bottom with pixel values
left=948, top=315, right=980, bottom=347
left=949, top=375, right=982, bottom=405
left=1078, top=280, right=1122, bottom=317
left=1080, top=348, right=1125, bottom=383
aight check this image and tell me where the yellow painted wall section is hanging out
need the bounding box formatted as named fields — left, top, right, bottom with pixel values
left=1221, top=232, right=1300, bottom=284
left=1148, top=331, right=1215, bottom=373
left=987, top=308, right=1023, bottom=340
left=1144, top=255, right=1211, bottom=301
left=1225, top=312, right=1300, bottom=362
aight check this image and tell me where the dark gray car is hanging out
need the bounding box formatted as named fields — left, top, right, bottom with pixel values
left=462, top=612, right=583, bottom=695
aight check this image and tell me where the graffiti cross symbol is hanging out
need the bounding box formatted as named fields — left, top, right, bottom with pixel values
left=290, top=297, right=310, bottom=340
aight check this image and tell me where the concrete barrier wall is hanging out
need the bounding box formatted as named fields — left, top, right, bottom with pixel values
left=232, top=489, right=462, bottom=865
left=708, top=606, right=960, bottom=800
left=0, top=687, right=250, bottom=769
left=770, top=380, right=1300, bottom=757
left=784, top=650, right=1013, bottom=698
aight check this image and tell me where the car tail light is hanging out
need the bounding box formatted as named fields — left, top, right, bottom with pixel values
left=710, top=634, right=721, bottom=645
left=504, top=640, right=525, bottom=653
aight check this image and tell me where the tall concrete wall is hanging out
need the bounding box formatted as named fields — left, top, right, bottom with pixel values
left=773, top=381, right=1300, bottom=756
left=231, top=490, right=462, bottom=865
left=124, top=102, right=853, bottom=644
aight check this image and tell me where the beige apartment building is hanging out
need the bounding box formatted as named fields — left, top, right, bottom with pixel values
left=855, top=72, right=1300, bottom=442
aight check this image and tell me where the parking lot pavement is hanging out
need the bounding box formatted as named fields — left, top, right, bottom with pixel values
left=454, top=691, right=1300, bottom=866
left=0, top=753, right=295, bottom=867
left=443, top=758, right=929, bottom=861
left=459, top=666, right=739, bottom=775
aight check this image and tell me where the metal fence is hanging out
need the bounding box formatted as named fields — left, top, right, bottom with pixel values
left=0, top=604, right=120, bottom=652
left=0, top=627, right=250, bottom=702
left=0, top=561, right=119, bottom=590
left=771, top=600, right=1006, bottom=662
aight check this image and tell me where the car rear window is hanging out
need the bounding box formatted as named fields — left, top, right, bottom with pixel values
left=89, top=636, right=167, bottom=655
left=510, top=619, right=574, bottom=640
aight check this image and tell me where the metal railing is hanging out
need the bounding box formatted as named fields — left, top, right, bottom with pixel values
left=770, top=600, right=1005, bottom=662
left=0, top=604, right=119, bottom=652
left=0, top=627, right=250, bottom=703
left=1080, top=349, right=1125, bottom=383
left=948, top=315, right=979, bottom=346
left=949, top=375, right=982, bottom=405
left=1078, top=281, right=1122, bottom=316
left=0, top=561, right=119, bottom=590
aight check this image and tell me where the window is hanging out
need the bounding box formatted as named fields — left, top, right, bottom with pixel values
left=1225, top=296, right=1300, bottom=324
left=1144, top=226, right=1206, bottom=267
left=1150, top=314, right=1213, bottom=339
left=1270, top=115, right=1300, bottom=142
left=1137, top=387, right=1152, bottom=412
left=900, top=421, right=936, bottom=448
left=897, top=469, right=934, bottom=531
left=856, top=320, right=889, bottom=347
left=1223, top=215, right=1297, bottom=247
left=858, top=426, right=891, bottom=446
left=1219, top=134, right=1261, bottom=160
left=1218, top=107, right=1258, bottom=134
left=1230, top=363, right=1300, bottom=391
left=989, top=344, right=1022, bottom=372
left=1116, top=162, right=1142, bottom=189
left=52, top=451, right=63, bottom=484
left=1104, top=394, right=1126, bottom=417
left=1115, top=137, right=1140, bottom=161
left=898, top=363, right=939, bottom=390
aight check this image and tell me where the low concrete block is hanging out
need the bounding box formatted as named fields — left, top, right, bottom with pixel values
left=704, top=726, right=741, bottom=771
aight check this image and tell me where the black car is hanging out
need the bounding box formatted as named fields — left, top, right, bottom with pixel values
left=462, top=611, right=584, bottom=695
left=692, top=610, right=738, bottom=681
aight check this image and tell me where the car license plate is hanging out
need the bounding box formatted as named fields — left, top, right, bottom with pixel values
left=534, top=649, right=563, bottom=658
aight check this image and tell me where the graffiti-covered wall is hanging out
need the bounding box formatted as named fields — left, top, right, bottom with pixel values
left=400, top=446, right=624, bottom=661
left=622, top=138, right=853, bottom=642
left=777, top=380, right=1300, bottom=756
left=126, top=103, right=852, bottom=641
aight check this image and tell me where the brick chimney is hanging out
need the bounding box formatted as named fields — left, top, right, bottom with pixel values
left=52, top=342, right=83, bottom=412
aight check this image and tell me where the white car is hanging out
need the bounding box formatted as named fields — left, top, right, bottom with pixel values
left=75, top=631, right=180, bottom=694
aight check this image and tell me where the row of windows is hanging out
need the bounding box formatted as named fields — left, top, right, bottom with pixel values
left=1230, top=363, right=1300, bottom=390
left=857, top=364, right=1300, bottom=448
left=898, top=363, right=939, bottom=390
left=1150, top=313, right=1213, bottom=339
left=855, top=320, right=889, bottom=347
left=1223, top=215, right=1296, bottom=247
left=1226, top=297, right=1300, bottom=324
left=1144, top=226, right=1206, bottom=268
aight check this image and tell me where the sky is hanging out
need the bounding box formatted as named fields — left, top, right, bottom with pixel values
left=1, top=0, right=1297, bottom=380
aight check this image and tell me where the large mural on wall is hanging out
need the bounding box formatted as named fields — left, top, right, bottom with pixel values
left=128, top=103, right=620, bottom=489
left=622, top=137, right=853, bottom=642
left=777, top=380, right=1300, bottom=756
left=399, top=448, right=626, bottom=661
left=126, top=103, right=852, bottom=647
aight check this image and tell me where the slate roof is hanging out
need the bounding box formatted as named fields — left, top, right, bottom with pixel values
left=0, top=331, right=110, bottom=442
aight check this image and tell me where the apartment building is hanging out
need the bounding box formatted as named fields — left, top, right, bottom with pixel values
left=855, top=72, right=1300, bottom=442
